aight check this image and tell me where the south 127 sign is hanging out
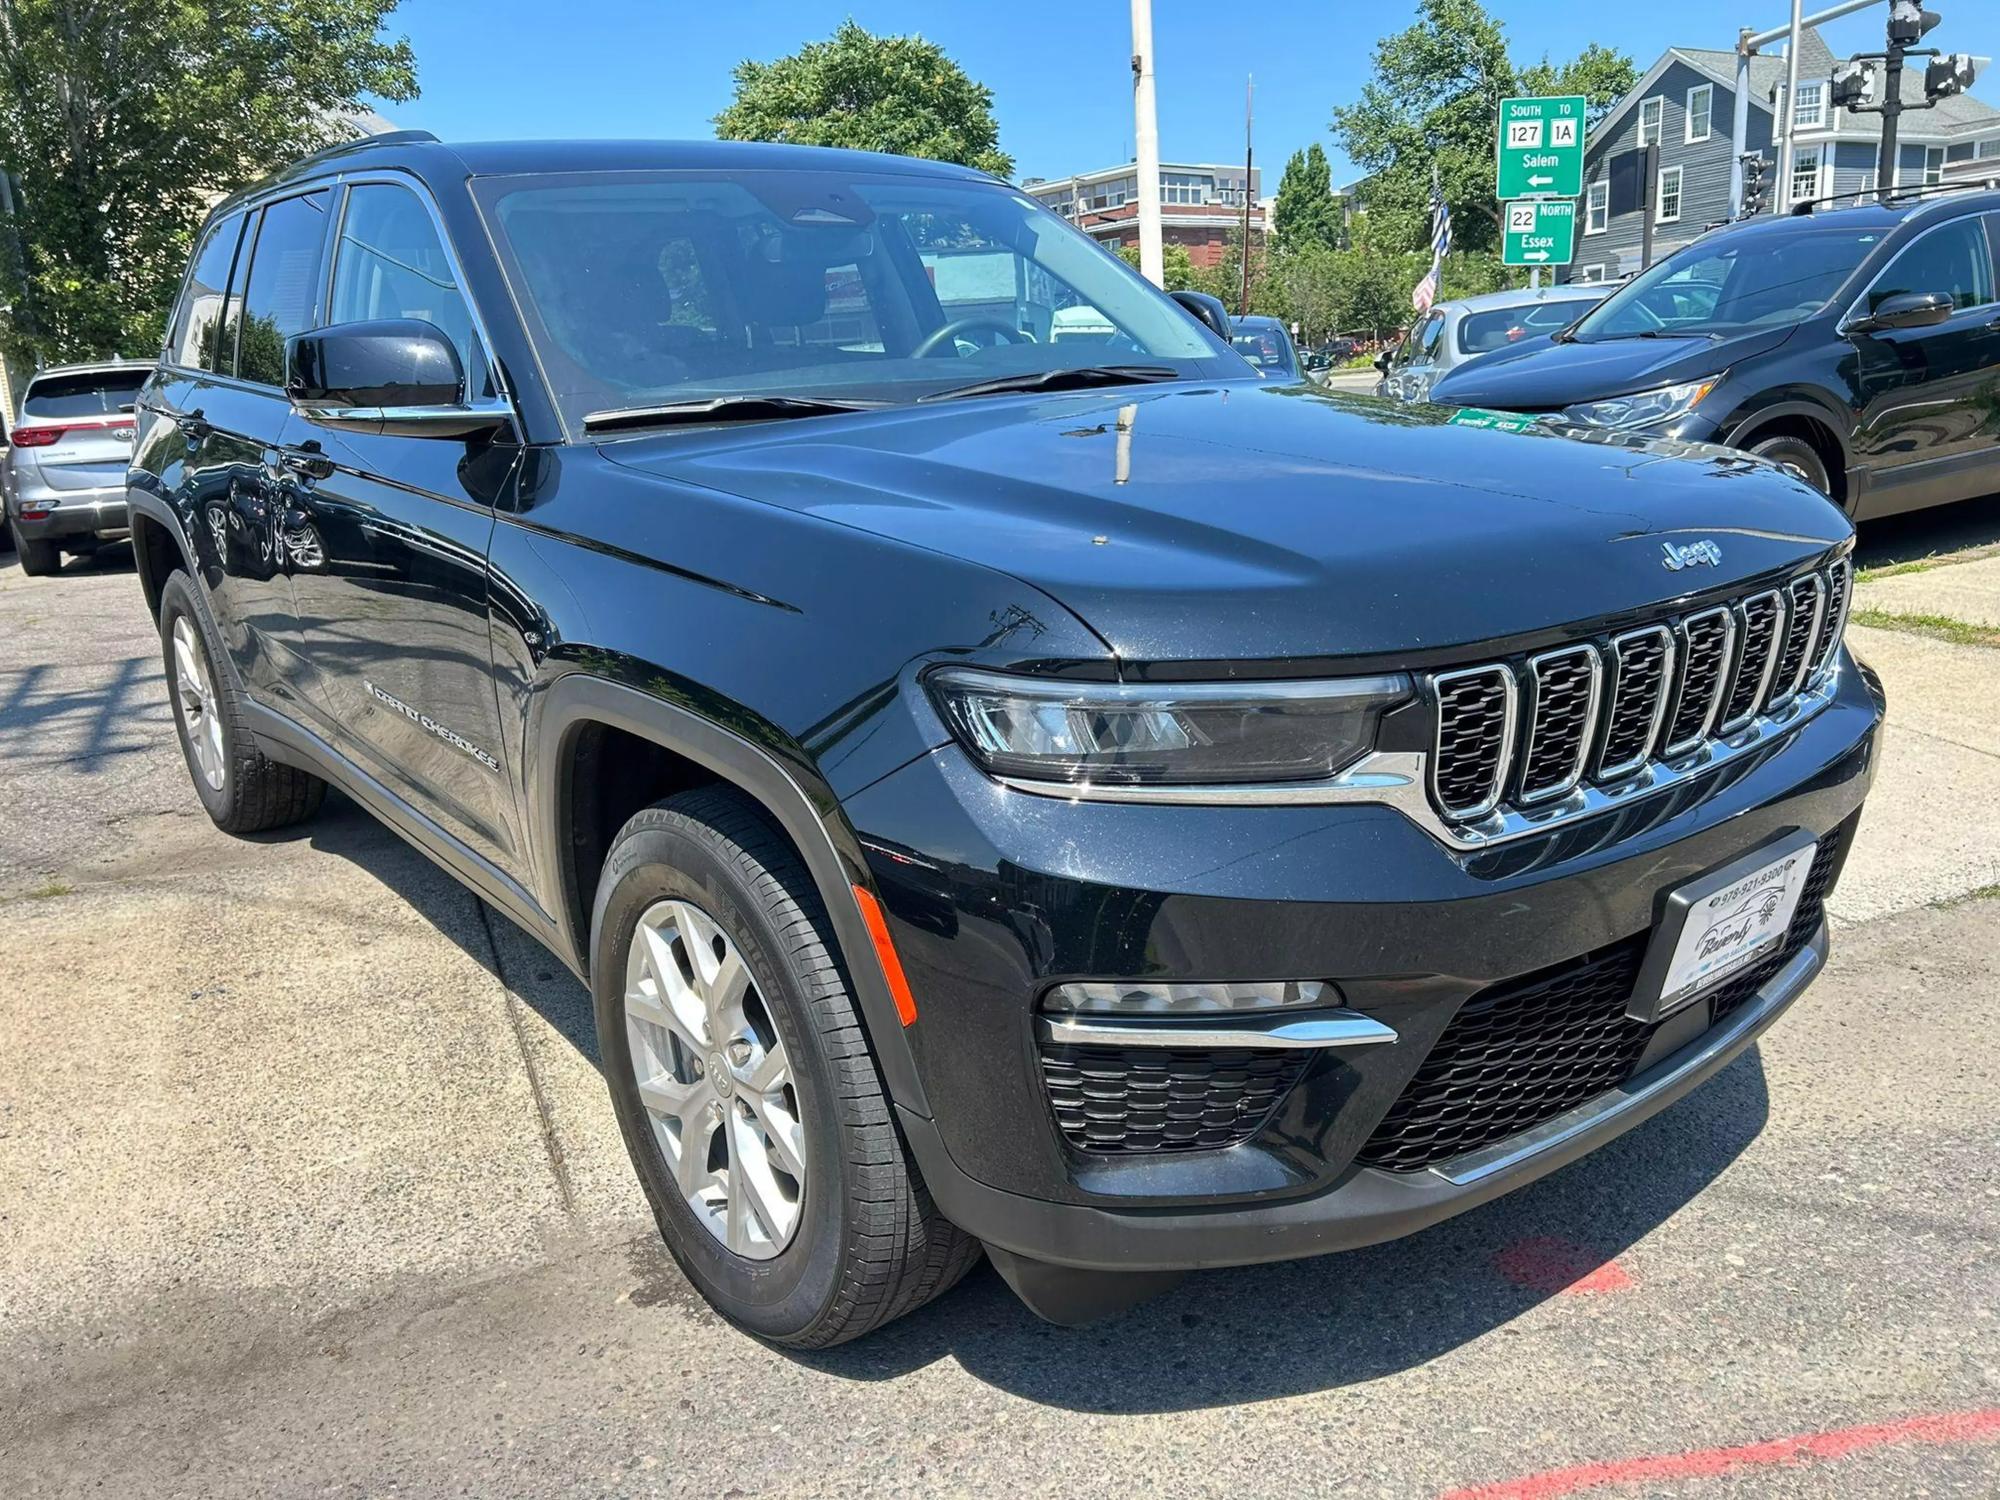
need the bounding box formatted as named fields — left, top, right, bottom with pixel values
left=1503, top=199, right=1577, bottom=267
left=1497, top=95, right=1585, bottom=200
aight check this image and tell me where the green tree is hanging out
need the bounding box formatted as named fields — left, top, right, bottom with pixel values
left=1273, top=143, right=1343, bottom=253
left=1330, top=0, right=1635, bottom=258
left=0, top=1, right=418, bottom=362
left=1117, top=241, right=1199, bottom=292
left=714, top=20, right=1011, bottom=177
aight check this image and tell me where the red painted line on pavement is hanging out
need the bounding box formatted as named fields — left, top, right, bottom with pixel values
left=1491, top=1236, right=1635, bottom=1296
left=1440, top=1408, right=2000, bottom=1500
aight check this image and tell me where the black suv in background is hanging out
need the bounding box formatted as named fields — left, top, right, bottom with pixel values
left=129, top=133, right=1882, bottom=1346
left=1431, top=191, right=2000, bottom=517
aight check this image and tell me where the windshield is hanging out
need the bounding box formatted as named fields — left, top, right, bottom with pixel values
left=1230, top=324, right=1299, bottom=377
left=22, top=369, right=148, bottom=420
left=474, top=168, right=1242, bottom=436
left=1457, top=299, right=1596, bottom=355
left=1569, top=223, right=1886, bottom=342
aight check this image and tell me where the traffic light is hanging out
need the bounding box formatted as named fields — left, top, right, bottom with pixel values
left=1926, top=53, right=1977, bottom=100
left=1831, top=60, right=1876, bottom=110
left=1887, top=1, right=1941, bottom=48
left=1741, top=152, right=1769, bottom=216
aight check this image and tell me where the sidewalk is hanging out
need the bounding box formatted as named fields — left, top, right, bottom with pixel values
left=1854, top=552, right=2000, bottom=632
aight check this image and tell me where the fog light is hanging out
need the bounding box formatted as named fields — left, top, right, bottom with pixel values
left=1042, top=979, right=1333, bottom=1016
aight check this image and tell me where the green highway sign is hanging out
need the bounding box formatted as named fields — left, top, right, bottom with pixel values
left=1496, top=94, right=1586, bottom=200
left=1502, top=198, right=1577, bottom=267
left=1446, top=408, right=1542, bottom=434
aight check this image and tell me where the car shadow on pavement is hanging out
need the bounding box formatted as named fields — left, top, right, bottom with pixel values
left=288, top=775, right=1770, bottom=1415
left=1853, top=494, right=2000, bottom=570
left=796, top=1054, right=1769, bottom=1411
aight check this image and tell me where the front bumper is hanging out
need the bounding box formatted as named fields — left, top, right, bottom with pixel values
left=10, top=487, right=129, bottom=542
left=844, top=651, right=1882, bottom=1272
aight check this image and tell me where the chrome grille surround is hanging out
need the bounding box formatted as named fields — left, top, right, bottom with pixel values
left=1594, top=626, right=1675, bottom=782
left=1718, top=589, right=1785, bottom=734
left=1516, top=645, right=1602, bottom=805
left=1810, top=557, right=1852, bottom=680
left=1768, top=573, right=1826, bottom=713
left=1430, top=665, right=1517, bottom=820
left=1659, top=606, right=1736, bottom=758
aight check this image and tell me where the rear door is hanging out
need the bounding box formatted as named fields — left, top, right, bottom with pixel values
left=283, top=177, right=522, bottom=867
left=1847, top=211, right=2000, bottom=514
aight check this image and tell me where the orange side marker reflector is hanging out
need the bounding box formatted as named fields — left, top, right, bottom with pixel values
left=852, top=885, right=918, bottom=1027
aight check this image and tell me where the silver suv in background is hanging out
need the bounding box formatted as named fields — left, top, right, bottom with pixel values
left=6, top=359, right=152, bottom=575
left=1375, top=284, right=1607, bottom=404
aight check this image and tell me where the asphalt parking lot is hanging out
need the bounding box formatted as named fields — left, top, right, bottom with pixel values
left=3, top=505, right=1998, bottom=1498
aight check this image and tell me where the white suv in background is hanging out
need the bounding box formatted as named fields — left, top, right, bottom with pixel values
left=6, top=359, right=152, bottom=576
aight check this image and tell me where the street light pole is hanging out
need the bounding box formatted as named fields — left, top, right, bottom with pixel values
left=1129, top=0, right=1164, bottom=287
left=1240, top=75, right=1253, bottom=317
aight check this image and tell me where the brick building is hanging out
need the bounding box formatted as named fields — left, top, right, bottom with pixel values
left=1023, top=162, right=1265, bottom=268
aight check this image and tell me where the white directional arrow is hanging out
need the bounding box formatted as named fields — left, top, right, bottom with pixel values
left=1521, top=250, right=1550, bottom=261
left=1528, top=174, right=1554, bottom=188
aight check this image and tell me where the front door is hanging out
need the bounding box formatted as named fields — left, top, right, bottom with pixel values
left=1849, top=212, right=2000, bottom=514
left=282, top=179, right=522, bottom=869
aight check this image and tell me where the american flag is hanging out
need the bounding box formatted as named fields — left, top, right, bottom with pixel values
left=1411, top=166, right=1451, bottom=312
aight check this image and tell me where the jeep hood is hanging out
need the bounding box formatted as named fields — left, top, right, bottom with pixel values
left=601, top=381, right=1848, bottom=665
left=1430, top=325, right=1796, bottom=412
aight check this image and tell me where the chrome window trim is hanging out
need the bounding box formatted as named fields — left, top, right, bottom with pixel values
left=1429, top=664, right=1518, bottom=821
left=1767, top=574, right=1826, bottom=713
left=1836, top=212, right=1999, bottom=334
left=1718, top=588, right=1786, bottom=735
left=1516, top=644, right=1603, bottom=806
left=1595, top=625, right=1675, bottom=782
left=1659, top=605, right=1737, bottom=759
left=1038, top=1010, right=1399, bottom=1051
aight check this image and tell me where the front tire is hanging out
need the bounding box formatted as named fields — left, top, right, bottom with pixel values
left=157, top=571, right=326, bottom=834
left=592, top=787, right=979, bottom=1348
left=1747, top=433, right=1832, bottom=495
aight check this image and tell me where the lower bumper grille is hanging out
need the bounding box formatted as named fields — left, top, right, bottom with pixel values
left=1041, top=1043, right=1308, bottom=1154
left=1357, top=824, right=1848, bottom=1174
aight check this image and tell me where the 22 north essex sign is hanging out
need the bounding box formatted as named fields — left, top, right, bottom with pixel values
left=1496, top=95, right=1585, bottom=200
left=1503, top=199, right=1577, bottom=267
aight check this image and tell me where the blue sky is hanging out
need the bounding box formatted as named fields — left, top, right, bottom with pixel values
left=379, top=2, right=1992, bottom=185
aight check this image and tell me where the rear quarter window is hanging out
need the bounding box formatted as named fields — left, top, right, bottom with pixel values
left=166, top=213, right=245, bottom=370
left=21, top=369, right=149, bottom=420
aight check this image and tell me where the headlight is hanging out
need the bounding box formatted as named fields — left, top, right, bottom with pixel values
left=1561, top=378, right=1717, bottom=432
left=928, top=668, right=1411, bottom=788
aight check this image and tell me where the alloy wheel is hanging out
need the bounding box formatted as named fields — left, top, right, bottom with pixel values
left=172, top=615, right=226, bottom=792
left=623, top=898, right=806, bottom=1259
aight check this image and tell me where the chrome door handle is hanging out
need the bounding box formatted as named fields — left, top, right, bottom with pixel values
left=278, top=445, right=334, bottom=481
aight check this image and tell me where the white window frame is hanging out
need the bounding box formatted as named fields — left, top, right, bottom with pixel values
left=1579, top=263, right=1607, bottom=284
left=1639, top=97, right=1664, bottom=147
left=1925, top=146, right=1945, bottom=187
left=1585, top=181, right=1609, bottom=235
left=1656, top=165, right=1683, bottom=224
left=1793, top=81, right=1824, bottom=130
left=1685, top=84, right=1713, bottom=143
left=1790, top=143, right=1824, bottom=203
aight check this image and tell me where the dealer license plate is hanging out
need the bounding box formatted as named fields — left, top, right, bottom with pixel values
left=1636, top=832, right=1818, bottom=1022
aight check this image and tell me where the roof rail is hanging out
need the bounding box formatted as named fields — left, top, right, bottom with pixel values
left=285, top=127, right=441, bottom=174
left=1788, top=179, right=1992, bottom=217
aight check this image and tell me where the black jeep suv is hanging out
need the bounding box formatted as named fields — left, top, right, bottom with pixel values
left=129, top=133, right=1882, bottom=1346
left=1431, top=190, right=2000, bottom=518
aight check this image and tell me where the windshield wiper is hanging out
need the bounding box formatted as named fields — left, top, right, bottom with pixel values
left=582, top=395, right=881, bottom=433
left=917, top=365, right=1181, bottom=403
left=1632, top=328, right=1725, bottom=340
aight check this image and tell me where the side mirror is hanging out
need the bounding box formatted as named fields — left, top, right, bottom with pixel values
left=1848, top=290, right=1954, bottom=335
left=1169, top=289, right=1233, bottom=343
left=285, top=320, right=503, bottom=438
left=1373, top=352, right=1391, bottom=373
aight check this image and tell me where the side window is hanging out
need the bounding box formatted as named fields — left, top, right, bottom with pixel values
left=234, top=190, right=330, bottom=386
left=1868, top=219, right=1996, bottom=314
left=330, top=183, right=491, bottom=397
left=1411, top=312, right=1445, bottom=364
left=167, top=214, right=244, bottom=370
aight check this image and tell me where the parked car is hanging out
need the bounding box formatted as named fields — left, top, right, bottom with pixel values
left=1430, top=191, right=2000, bottom=515
left=130, top=133, right=1879, bottom=1347
left=1229, top=314, right=1303, bottom=380
left=6, top=359, right=152, bottom=574
left=1375, top=285, right=1607, bottom=403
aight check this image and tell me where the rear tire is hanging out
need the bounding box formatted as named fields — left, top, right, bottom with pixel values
left=1747, top=433, right=1832, bottom=495
left=157, top=571, right=326, bottom=835
left=11, top=520, right=60, bottom=576
left=592, top=786, right=979, bottom=1348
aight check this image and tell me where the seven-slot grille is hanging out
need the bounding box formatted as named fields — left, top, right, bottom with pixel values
left=1429, top=557, right=1850, bottom=826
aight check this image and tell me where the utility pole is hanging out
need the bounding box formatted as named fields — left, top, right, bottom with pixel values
left=1728, top=0, right=1882, bottom=217
left=1778, top=0, right=1804, bottom=210
left=1240, top=75, right=1254, bottom=317
left=1129, top=0, right=1163, bottom=287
